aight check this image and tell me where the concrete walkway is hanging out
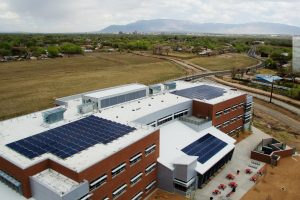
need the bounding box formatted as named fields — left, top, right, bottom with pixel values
left=192, top=127, right=270, bottom=200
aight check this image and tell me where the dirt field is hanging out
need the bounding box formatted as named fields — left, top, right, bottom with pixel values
left=0, top=52, right=185, bottom=120
left=252, top=98, right=300, bottom=150
left=148, top=189, right=187, bottom=200
left=241, top=157, right=300, bottom=200
left=188, top=53, right=258, bottom=71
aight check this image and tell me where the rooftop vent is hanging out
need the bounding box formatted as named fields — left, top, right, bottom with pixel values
left=42, top=107, right=66, bottom=124
left=78, top=103, right=94, bottom=114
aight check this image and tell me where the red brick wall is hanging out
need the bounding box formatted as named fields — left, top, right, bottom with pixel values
left=0, top=130, right=159, bottom=199
left=273, top=148, right=294, bottom=158
left=251, top=148, right=294, bottom=164
left=192, top=94, right=246, bottom=134
left=79, top=130, right=160, bottom=200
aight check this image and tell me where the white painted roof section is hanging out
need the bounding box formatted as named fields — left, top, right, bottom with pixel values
left=83, top=83, right=147, bottom=99
left=174, top=80, right=245, bottom=105
left=0, top=105, right=154, bottom=172
left=158, top=120, right=235, bottom=174
left=32, top=169, right=80, bottom=195
left=96, top=92, right=191, bottom=123
left=172, top=155, right=198, bottom=165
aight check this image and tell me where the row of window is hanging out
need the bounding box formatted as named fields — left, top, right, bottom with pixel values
left=216, top=115, right=243, bottom=129
left=107, top=179, right=156, bottom=200
left=89, top=144, right=157, bottom=191
left=215, top=102, right=245, bottom=118
left=147, top=109, right=189, bottom=127
left=228, top=126, right=243, bottom=136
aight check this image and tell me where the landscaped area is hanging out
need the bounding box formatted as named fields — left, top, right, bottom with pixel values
left=0, top=52, right=185, bottom=120
left=188, top=53, right=259, bottom=71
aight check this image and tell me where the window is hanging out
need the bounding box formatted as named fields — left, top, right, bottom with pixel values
left=112, top=162, right=126, bottom=178
left=230, top=117, right=236, bottom=124
left=90, top=174, right=107, bottom=191
left=112, top=184, right=127, bottom=199
left=223, top=120, right=230, bottom=127
left=224, top=108, right=231, bottom=114
left=103, top=197, right=109, bottom=200
left=145, top=162, right=157, bottom=175
left=229, top=130, right=236, bottom=136
left=131, top=191, right=143, bottom=200
left=130, top=172, right=143, bottom=186
left=237, top=114, right=243, bottom=120
left=174, top=109, right=189, bottom=119
left=215, top=111, right=223, bottom=118
left=244, top=115, right=251, bottom=123
left=215, top=124, right=222, bottom=129
left=157, top=115, right=172, bottom=126
left=79, top=193, right=93, bottom=200
left=232, top=104, right=238, bottom=110
left=174, top=183, right=188, bottom=192
left=145, top=144, right=156, bottom=156
left=145, top=180, right=156, bottom=193
left=147, top=121, right=156, bottom=127
left=130, top=152, right=142, bottom=166
left=239, top=102, right=244, bottom=108
left=0, top=170, right=22, bottom=194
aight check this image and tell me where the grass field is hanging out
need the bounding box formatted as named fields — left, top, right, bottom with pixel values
left=188, top=53, right=258, bottom=71
left=0, top=52, right=185, bottom=120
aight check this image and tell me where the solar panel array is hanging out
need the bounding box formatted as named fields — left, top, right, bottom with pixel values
left=172, top=85, right=226, bottom=100
left=182, top=134, right=227, bottom=164
left=6, top=115, right=136, bottom=159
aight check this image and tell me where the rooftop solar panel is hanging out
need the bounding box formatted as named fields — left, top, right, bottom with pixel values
left=6, top=115, right=136, bottom=160
left=172, top=85, right=226, bottom=100
left=182, top=134, right=227, bottom=164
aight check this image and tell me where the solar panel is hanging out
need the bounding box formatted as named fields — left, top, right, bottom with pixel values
left=182, top=134, right=227, bottom=164
left=6, top=115, right=136, bottom=160
left=172, top=85, right=226, bottom=100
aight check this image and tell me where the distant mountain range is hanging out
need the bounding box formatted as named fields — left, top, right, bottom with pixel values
left=100, top=19, right=300, bottom=35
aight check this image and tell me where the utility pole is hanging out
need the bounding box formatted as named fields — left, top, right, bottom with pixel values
left=269, top=80, right=274, bottom=103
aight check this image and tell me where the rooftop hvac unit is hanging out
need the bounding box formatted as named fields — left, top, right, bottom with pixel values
left=164, top=82, right=176, bottom=90
left=42, top=107, right=66, bottom=124
left=78, top=103, right=94, bottom=114
left=149, top=84, right=161, bottom=95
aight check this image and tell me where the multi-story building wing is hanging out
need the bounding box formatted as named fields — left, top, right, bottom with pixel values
left=0, top=81, right=252, bottom=199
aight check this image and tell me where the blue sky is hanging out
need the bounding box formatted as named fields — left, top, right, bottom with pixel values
left=0, top=0, right=299, bottom=32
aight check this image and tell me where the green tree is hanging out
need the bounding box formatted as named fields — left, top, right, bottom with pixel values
left=47, top=46, right=60, bottom=57
left=31, top=47, right=46, bottom=57
left=60, top=42, right=83, bottom=54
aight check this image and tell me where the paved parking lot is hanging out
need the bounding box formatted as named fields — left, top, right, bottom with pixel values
left=192, top=127, right=270, bottom=200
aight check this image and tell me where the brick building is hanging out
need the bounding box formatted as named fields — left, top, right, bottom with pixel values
left=0, top=81, right=252, bottom=199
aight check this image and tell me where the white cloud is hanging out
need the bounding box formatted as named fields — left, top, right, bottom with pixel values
left=0, top=0, right=299, bottom=32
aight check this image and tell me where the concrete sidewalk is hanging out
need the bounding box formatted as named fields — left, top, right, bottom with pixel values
left=192, top=127, right=270, bottom=200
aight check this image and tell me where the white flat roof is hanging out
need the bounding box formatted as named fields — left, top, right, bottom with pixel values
left=0, top=106, right=154, bottom=172
left=32, top=169, right=80, bottom=195
left=158, top=120, right=235, bottom=174
left=84, top=83, right=147, bottom=99
left=174, top=81, right=245, bottom=104
left=97, top=92, right=191, bottom=123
